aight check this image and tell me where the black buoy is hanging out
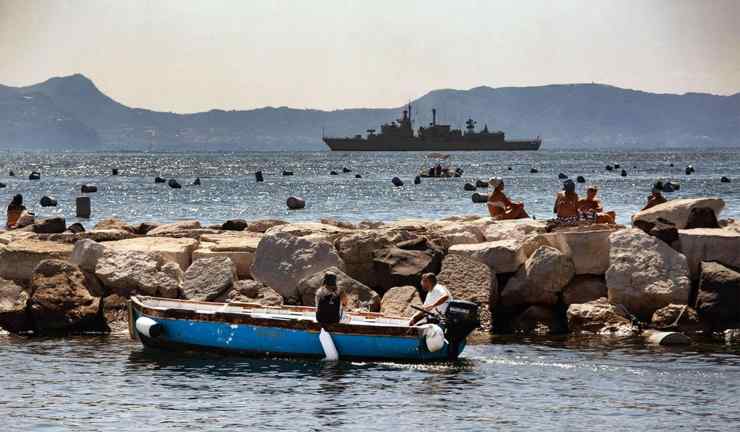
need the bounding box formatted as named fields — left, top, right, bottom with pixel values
left=464, top=183, right=476, bottom=191
left=685, top=165, right=695, bottom=175
left=342, top=167, right=351, bottom=173
left=558, top=173, right=568, bottom=179
left=614, top=163, right=620, bottom=169
left=0, top=182, right=5, bottom=188
left=530, top=168, right=538, bottom=174
left=663, top=182, right=676, bottom=192
left=576, top=176, right=586, bottom=183
left=620, top=169, right=627, bottom=177
left=392, top=177, right=404, bottom=187
left=606, top=165, right=613, bottom=171
left=286, top=196, right=305, bottom=210
left=507, top=166, right=512, bottom=171
left=330, top=171, right=339, bottom=176
left=112, top=168, right=119, bottom=176
left=255, top=171, right=264, bottom=182
left=414, top=175, right=421, bottom=185
left=355, top=174, right=362, bottom=179
left=475, top=179, right=489, bottom=188
left=81, top=184, right=98, bottom=193
left=29, top=171, right=41, bottom=180
left=155, top=176, right=166, bottom=183
left=192, top=177, right=201, bottom=186
left=471, top=192, right=488, bottom=203
left=40, top=196, right=57, bottom=207
left=282, top=170, right=294, bottom=176
left=8, top=170, right=15, bottom=177
left=669, top=163, right=674, bottom=167
left=168, top=179, right=182, bottom=189
left=721, top=176, right=731, bottom=183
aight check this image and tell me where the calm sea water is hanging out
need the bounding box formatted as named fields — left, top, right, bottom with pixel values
left=0, top=150, right=738, bottom=226
left=1, top=332, right=739, bottom=431
left=2, top=149, right=740, bottom=431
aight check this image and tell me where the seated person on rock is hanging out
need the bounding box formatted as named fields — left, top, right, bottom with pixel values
left=6, top=194, right=26, bottom=229
left=315, top=271, right=348, bottom=326
left=577, top=186, right=616, bottom=224
left=642, top=181, right=667, bottom=211
left=553, top=180, right=579, bottom=225
left=487, top=177, right=529, bottom=220
left=409, top=273, right=452, bottom=326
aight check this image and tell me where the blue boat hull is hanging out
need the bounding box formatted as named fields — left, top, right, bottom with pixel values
left=131, top=306, right=465, bottom=362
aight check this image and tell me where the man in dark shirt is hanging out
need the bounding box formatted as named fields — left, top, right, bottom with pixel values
left=315, top=272, right=347, bottom=325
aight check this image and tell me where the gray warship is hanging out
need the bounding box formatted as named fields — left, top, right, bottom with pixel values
left=323, top=106, right=541, bottom=151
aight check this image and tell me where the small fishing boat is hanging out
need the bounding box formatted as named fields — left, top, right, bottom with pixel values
left=128, top=296, right=480, bottom=362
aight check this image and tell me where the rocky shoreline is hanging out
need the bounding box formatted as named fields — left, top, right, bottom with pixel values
left=1, top=197, right=739, bottom=345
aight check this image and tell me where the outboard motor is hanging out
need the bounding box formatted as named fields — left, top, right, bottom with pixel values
left=443, top=300, right=480, bottom=358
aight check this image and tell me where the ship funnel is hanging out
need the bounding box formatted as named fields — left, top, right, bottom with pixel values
left=432, top=109, right=436, bottom=126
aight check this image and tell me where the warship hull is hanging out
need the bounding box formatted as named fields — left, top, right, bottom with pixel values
left=324, top=137, right=541, bottom=151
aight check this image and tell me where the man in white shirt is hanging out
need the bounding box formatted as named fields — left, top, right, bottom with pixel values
left=409, top=273, right=452, bottom=326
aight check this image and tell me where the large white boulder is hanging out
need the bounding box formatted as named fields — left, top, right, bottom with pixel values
left=146, top=220, right=202, bottom=237
left=70, top=239, right=106, bottom=273
left=499, top=246, right=575, bottom=306
left=380, top=285, right=422, bottom=318
left=429, top=221, right=486, bottom=246
left=251, top=232, right=345, bottom=302
left=449, top=239, right=526, bottom=273
left=605, top=229, right=691, bottom=319
left=265, top=222, right=353, bottom=243
left=182, top=256, right=237, bottom=301
left=103, top=237, right=198, bottom=271
left=483, top=219, right=547, bottom=242
left=0, top=239, right=73, bottom=281
left=631, top=198, right=725, bottom=229
left=678, top=228, right=740, bottom=279
left=539, top=228, right=613, bottom=275
left=95, top=249, right=184, bottom=298
left=193, top=234, right=260, bottom=279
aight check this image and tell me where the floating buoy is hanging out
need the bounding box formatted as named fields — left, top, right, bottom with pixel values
left=8, top=170, right=15, bottom=177
left=605, top=165, right=613, bottom=171
left=475, top=179, right=489, bottom=188
left=154, top=176, right=166, bottom=183
left=558, top=173, right=568, bottom=179
left=167, top=179, right=182, bottom=189
left=76, top=196, right=91, bottom=218
left=721, top=176, right=731, bottom=183
left=342, top=167, right=351, bottom=173
left=286, top=196, right=305, bottom=210
left=414, top=175, right=421, bottom=185
left=507, top=166, right=512, bottom=171
left=255, top=171, right=264, bottom=182
left=685, top=165, right=695, bottom=175
left=282, top=170, right=294, bottom=176
left=330, top=171, right=339, bottom=176
left=0, top=182, right=5, bottom=188
left=669, top=163, right=674, bottom=167
left=392, top=177, right=404, bottom=187
left=463, top=183, right=476, bottom=191
left=135, top=317, right=164, bottom=338
left=354, top=174, right=362, bottom=179
left=29, top=171, right=41, bottom=180
left=620, top=169, right=627, bottom=177
left=40, top=196, right=57, bottom=207
left=530, top=168, right=538, bottom=174
left=111, top=168, right=119, bottom=175
left=192, top=177, right=201, bottom=186
left=471, top=192, right=488, bottom=203
left=421, top=324, right=446, bottom=352
left=576, top=176, right=586, bottom=183
left=81, top=184, right=97, bottom=193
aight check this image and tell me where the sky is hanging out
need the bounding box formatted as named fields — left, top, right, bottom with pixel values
left=1, top=0, right=738, bottom=113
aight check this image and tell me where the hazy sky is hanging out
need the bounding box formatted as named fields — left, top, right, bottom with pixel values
left=1, top=0, right=738, bottom=113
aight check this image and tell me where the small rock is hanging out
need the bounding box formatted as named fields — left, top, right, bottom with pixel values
left=567, top=298, right=635, bottom=335
left=8, top=170, right=15, bottom=176
left=33, top=217, right=66, bottom=234
left=94, top=218, right=135, bottom=233
left=286, top=196, right=305, bottom=210
left=0, top=182, right=5, bottom=188
left=651, top=304, right=702, bottom=333
left=39, top=196, right=57, bottom=207
left=247, top=219, right=288, bottom=233
left=70, top=239, right=106, bottom=272
left=0, top=278, right=32, bottom=333
left=222, top=219, right=247, bottom=231
left=695, top=261, right=740, bottom=331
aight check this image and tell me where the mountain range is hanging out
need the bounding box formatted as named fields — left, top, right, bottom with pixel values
left=1, top=73, right=738, bottom=151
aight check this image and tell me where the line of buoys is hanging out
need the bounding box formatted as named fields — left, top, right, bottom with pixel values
left=40, top=196, right=57, bottom=207
left=81, top=184, right=97, bottom=193
left=392, top=177, right=404, bottom=187
left=614, top=163, right=620, bottom=169
left=255, top=171, right=264, bottom=182
left=154, top=176, right=166, bottom=183
left=167, top=179, right=182, bottom=189
left=29, top=171, right=41, bottom=180
left=286, top=196, right=305, bottom=210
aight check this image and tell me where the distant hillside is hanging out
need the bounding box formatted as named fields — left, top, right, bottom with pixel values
left=0, top=74, right=738, bottom=151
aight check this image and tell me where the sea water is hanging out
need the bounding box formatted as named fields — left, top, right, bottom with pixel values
left=0, top=149, right=738, bottom=227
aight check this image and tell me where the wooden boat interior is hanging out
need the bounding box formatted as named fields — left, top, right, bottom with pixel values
left=134, top=296, right=411, bottom=328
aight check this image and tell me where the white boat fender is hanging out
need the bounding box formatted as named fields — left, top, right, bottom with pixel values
left=135, top=316, right=164, bottom=338
left=421, top=324, right=446, bottom=352
left=319, top=328, right=339, bottom=361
